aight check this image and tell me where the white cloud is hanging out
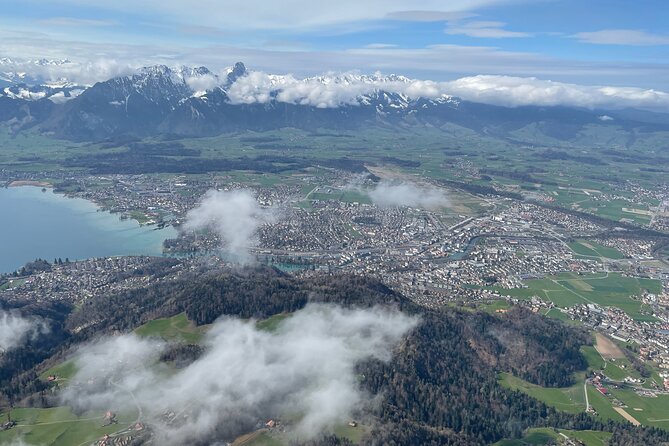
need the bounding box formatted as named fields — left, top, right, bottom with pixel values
left=0, top=310, right=47, bottom=352
left=0, top=57, right=135, bottom=86
left=368, top=181, right=450, bottom=210
left=224, top=69, right=669, bottom=111
left=1, top=25, right=668, bottom=91
left=445, top=20, right=531, bottom=38
left=184, top=189, right=275, bottom=263
left=61, top=304, right=419, bottom=444
left=184, top=73, right=220, bottom=93
left=2, top=39, right=669, bottom=111
left=28, top=1, right=505, bottom=30
left=440, top=75, right=669, bottom=110
left=573, top=29, right=669, bottom=46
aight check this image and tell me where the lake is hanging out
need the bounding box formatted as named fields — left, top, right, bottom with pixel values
left=0, top=186, right=177, bottom=273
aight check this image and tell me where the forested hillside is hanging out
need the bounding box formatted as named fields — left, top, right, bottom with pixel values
left=2, top=264, right=669, bottom=445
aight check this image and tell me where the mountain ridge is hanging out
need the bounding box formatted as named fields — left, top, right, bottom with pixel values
left=0, top=61, right=667, bottom=142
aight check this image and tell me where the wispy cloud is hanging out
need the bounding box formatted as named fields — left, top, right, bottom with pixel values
left=25, top=1, right=505, bottom=30
left=37, top=17, right=118, bottom=27
left=386, top=10, right=475, bottom=22
left=445, top=20, right=531, bottom=38
left=0, top=310, right=48, bottom=352
left=184, top=189, right=276, bottom=263
left=364, top=43, right=399, bottom=49
left=572, top=29, right=669, bottom=46
left=1, top=26, right=669, bottom=94
left=368, top=181, right=450, bottom=210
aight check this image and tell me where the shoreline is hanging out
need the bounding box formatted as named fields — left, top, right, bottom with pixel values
left=6, top=182, right=171, bottom=230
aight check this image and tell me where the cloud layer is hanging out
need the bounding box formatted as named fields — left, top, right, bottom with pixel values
left=3, top=55, right=669, bottom=111
left=368, top=181, right=450, bottom=210
left=0, top=310, right=46, bottom=351
left=183, top=189, right=275, bottom=263
left=61, top=304, right=419, bottom=444
left=226, top=71, right=669, bottom=111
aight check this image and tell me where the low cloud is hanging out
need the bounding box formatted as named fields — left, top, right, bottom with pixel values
left=61, top=304, right=419, bottom=444
left=184, top=189, right=275, bottom=263
left=440, top=75, right=669, bottom=110
left=184, top=73, right=220, bottom=92
left=226, top=71, right=451, bottom=108
left=369, top=181, right=450, bottom=210
left=0, top=58, right=136, bottom=86
left=225, top=69, right=669, bottom=111
left=0, top=310, right=47, bottom=352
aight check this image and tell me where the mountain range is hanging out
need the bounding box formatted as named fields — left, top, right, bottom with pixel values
left=1, top=60, right=668, bottom=143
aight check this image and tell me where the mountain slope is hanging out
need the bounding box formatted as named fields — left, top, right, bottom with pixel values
left=0, top=62, right=667, bottom=143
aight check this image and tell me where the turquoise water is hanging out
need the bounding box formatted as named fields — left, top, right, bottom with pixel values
left=0, top=186, right=177, bottom=273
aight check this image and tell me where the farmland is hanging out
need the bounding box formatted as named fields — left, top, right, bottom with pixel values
left=495, top=272, right=660, bottom=321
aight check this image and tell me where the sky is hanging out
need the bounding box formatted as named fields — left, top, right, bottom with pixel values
left=0, top=0, right=668, bottom=90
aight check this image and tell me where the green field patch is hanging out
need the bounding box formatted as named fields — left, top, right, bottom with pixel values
left=568, top=240, right=625, bottom=259
left=559, top=429, right=612, bottom=446
left=580, top=346, right=605, bottom=369
left=499, top=373, right=585, bottom=414
left=256, top=313, right=292, bottom=332
left=135, top=312, right=207, bottom=343
left=578, top=199, right=651, bottom=225
left=608, top=388, right=669, bottom=430
left=340, top=190, right=371, bottom=204
left=310, top=192, right=342, bottom=201
left=332, top=422, right=368, bottom=444
left=601, top=359, right=641, bottom=381
left=40, top=360, right=77, bottom=383
left=494, top=427, right=610, bottom=446
left=545, top=308, right=581, bottom=325
left=0, top=407, right=137, bottom=446
left=478, top=299, right=512, bottom=313
left=586, top=386, right=624, bottom=422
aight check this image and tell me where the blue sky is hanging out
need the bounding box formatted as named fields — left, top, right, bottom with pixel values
left=1, top=0, right=668, bottom=89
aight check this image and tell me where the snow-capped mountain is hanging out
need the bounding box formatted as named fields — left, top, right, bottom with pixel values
left=0, top=60, right=666, bottom=141
left=0, top=57, right=87, bottom=105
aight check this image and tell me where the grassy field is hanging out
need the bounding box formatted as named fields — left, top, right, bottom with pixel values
left=40, top=360, right=77, bottom=382
left=0, top=407, right=138, bottom=446
left=606, top=387, right=669, bottom=430
left=134, top=312, right=208, bottom=343
left=495, top=273, right=660, bottom=321
left=499, top=373, right=586, bottom=413
left=568, top=240, right=626, bottom=259
left=256, top=313, right=291, bottom=332
left=493, top=427, right=611, bottom=446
